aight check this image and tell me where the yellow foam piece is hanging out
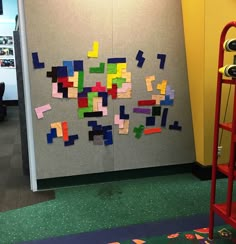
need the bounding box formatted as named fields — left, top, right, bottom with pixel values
left=157, top=79, right=167, bottom=95
left=68, top=87, right=78, bottom=98
left=50, top=122, right=62, bottom=137
left=87, top=41, right=99, bottom=58
left=68, top=71, right=79, bottom=87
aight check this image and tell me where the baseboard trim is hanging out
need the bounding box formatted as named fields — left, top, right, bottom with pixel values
left=3, top=100, right=18, bottom=106
left=37, top=163, right=194, bottom=190
left=192, top=161, right=226, bottom=180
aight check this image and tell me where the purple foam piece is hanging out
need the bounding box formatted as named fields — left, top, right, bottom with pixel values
left=133, top=108, right=151, bottom=114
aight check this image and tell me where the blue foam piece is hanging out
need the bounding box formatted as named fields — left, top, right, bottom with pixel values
left=136, top=50, right=145, bottom=68
left=120, top=105, right=129, bottom=120
left=107, top=58, right=126, bottom=64
left=102, top=125, right=112, bottom=131
left=64, top=134, right=79, bottom=146
left=161, top=108, right=168, bottom=127
left=32, top=52, right=45, bottom=69
left=93, top=125, right=102, bottom=131
left=160, top=95, right=174, bottom=106
left=63, top=61, right=74, bottom=76
left=146, top=116, right=156, bottom=126
left=98, top=92, right=108, bottom=106
left=104, top=137, right=113, bottom=146
left=169, top=121, right=182, bottom=131
left=157, top=53, right=166, bottom=69
left=78, top=87, right=92, bottom=97
left=74, top=60, right=84, bottom=71
left=103, top=130, right=112, bottom=140
left=57, top=66, right=68, bottom=77
left=88, top=121, right=98, bottom=127
left=51, top=128, right=57, bottom=138
left=47, top=133, right=53, bottom=144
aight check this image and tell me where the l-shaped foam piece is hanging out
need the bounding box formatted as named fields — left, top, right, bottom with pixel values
left=120, top=105, right=129, bottom=119
left=89, top=63, right=105, bottom=73
left=32, top=52, right=45, bottom=69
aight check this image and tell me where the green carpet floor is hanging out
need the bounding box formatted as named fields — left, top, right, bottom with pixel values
left=0, top=173, right=232, bottom=244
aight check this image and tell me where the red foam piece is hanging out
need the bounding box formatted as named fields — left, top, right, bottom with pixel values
left=78, top=97, right=88, bottom=108
left=61, top=121, right=69, bottom=141
left=138, top=100, right=156, bottom=106
left=92, top=81, right=106, bottom=92
left=108, top=84, right=117, bottom=99
left=57, top=77, right=74, bottom=88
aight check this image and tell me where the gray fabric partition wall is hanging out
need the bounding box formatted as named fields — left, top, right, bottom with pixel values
left=20, top=0, right=195, bottom=180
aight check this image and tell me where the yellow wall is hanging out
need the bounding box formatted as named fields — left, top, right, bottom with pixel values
left=182, top=0, right=236, bottom=165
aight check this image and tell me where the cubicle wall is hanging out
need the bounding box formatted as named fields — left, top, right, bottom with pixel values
left=19, top=0, right=195, bottom=185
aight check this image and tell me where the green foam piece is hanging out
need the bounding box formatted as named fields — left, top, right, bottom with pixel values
left=78, top=71, right=84, bottom=92
left=89, top=63, right=105, bottom=73
left=78, top=107, right=93, bottom=119
left=112, top=77, right=126, bottom=88
left=107, top=63, right=117, bottom=74
left=133, top=125, right=145, bottom=139
left=88, top=92, right=98, bottom=108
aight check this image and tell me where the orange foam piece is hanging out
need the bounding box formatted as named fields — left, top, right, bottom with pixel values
left=132, top=240, right=146, bottom=244
left=143, top=128, right=161, bottom=134
left=61, top=121, right=69, bottom=141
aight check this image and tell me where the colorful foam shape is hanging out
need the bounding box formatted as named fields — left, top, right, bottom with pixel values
left=146, top=116, right=155, bottom=126
left=64, top=134, right=79, bottom=146
left=46, top=128, right=57, bottom=144
left=78, top=97, right=88, bottom=108
left=152, top=94, right=165, bottom=105
left=119, top=120, right=129, bottom=134
left=120, top=105, right=129, bottom=120
left=161, top=108, right=168, bottom=127
left=92, top=82, right=106, bottom=92
left=133, top=125, right=144, bottom=139
left=136, top=50, right=145, bottom=68
left=144, top=127, right=161, bottom=134
left=104, top=130, right=113, bottom=145
left=169, top=121, right=182, bottom=131
left=157, top=53, right=166, bottom=69
left=88, top=121, right=98, bottom=127
left=84, top=111, right=103, bottom=117
left=107, top=63, right=117, bottom=74
left=57, top=77, right=74, bottom=88
left=133, top=108, right=151, bottom=114
left=132, top=239, right=146, bottom=244
left=157, top=80, right=167, bottom=95
left=87, top=92, right=98, bottom=108
left=152, top=106, right=161, bottom=116
left=89, top=62, right=105, bottom=73
left=68, top=87, right=78, bottom=98
left=107, top=58, right=126, bottom=63
left=32, top=52, right=45, bottom=69
left=35, top=104, right=51, bottom=119
left=57, top=83, right=68, bottom=98
left=63, top=60, right=74, bottom=76
left=52, top=83, right=63, bottom=98
left=47, top=66, right=58, bottom=82
left=61, top=121, right=69, bottom=141
left=160, top=95, right=174, bottom=105
left=74, top=60, right=84, bottom=71
left=78, top=107, right=93, bottom=119
left=87, top=41, right=99, bottom=58
left=112, top=77, right=126, bottom=88
left=57, top=66, right=68, bottom=77
left=78, top=71, right=84, bottom=93
left=98, top=102, right=108, bottom=116
left=51, top=122, right=63, bottom=137
left=114, top=114, right=124, bottom=128
left=138, top=100, right=156, bottom=106
left=107, top=84, right=117, bottom=99
left=78, top=87, right=92, bottom=98
left=98, top=92, right=108, bottom=106
left=166, top=85, right=175, bottom=99
left=102, top=125, right=112, bottom=132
